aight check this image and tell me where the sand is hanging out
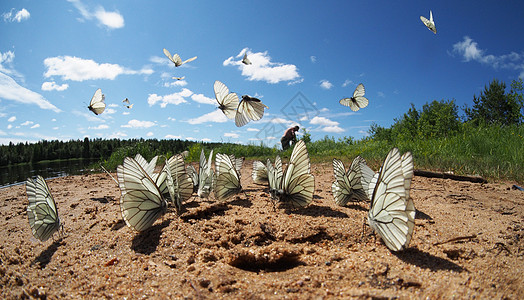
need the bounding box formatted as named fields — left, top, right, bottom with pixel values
left=1, top=161, right=523, bottom=299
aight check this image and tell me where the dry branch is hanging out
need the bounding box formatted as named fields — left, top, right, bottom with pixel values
left=414, top=169, right=487, bottom=184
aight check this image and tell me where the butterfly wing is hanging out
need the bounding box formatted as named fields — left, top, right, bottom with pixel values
left=88, top=88, right=106, bottom=115
left=242, top=53, right=252, bottom=65
left=214, top=81, right=239, bottom=119
left=280, top=140, right=314, bottom=207
left=235, top=95, right=268, bottom=127
left=368, top=148, right=415, bottom=251
left=197, top=149, right=214, bottom=198
left=181, top=56, right=197, bottom=65
left=214, top=153, right=242, bottom=201
left=252, top=160, right=268, bottom=184
left=420, top=13, right=437, bottom=34
left=167, top=154, right=194, bottom=209
left=356, top=156, right=376, bottom=201
left=163, top=48, right=174, bottom=63
left=186, top=164, right=199, bottom=192
left=118, top=157, right=167, bottom=232
left=26, top=176, right=61, bottom=242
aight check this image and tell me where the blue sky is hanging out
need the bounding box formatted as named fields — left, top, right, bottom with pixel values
left=1, top=1, right=523, bottom=147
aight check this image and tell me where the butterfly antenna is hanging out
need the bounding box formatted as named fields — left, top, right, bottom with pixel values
left=100, top=163, right=118, bottom=185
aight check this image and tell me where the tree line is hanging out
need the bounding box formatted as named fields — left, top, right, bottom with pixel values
left=0, top=138, right=197, bottom=166
left=369, top=78, right=523, bottom=142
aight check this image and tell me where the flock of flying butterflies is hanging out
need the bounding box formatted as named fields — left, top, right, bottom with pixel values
left=26, top=140, right=415, bottom=252
left=27, top=12, right=434, bottom=252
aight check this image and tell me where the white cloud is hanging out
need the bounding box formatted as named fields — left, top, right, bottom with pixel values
left=310, top=116, right=338, bottom=127
left=165, top=134, right=182, bottom=139
left=121, top=119, right=156, bottom=128
left=43, top=56, right=152, bottom=81
left=223, top=48, right=301, bottom=84
left=191, top=93, right=215, bottom=105
left=164, top=80, right=187, bottom=87
left=2, top=8, right=30, bottom=23
left=30, top=124, right=40, bottom=129
left=377, top=91, right=385, bottom=98
left=0, top=130, right=6, bottom=135
left=108, top=103, right=119, bottom=107
left=8, top=116, right=16, bottom=122
left=342, top=79, right=354, bottom=87
left=187, top=109, right=228, bottom=125
left=452, top=36, right=524, bottom=77
left=21, top=121, right=34, bottom=126
left=224, top=132, right=239, bottom=138
left=94, top=7, right=124, bottom=29
left=146, top=132, right=154, bottom=137
left=310, top=56, right=317, bottom=63
left=88, top=124, right=109, bottom=130
left=0, top=51, right=22, bottom=79
left=246, top=128, right=259, bottom=132
left=41, top=81, right=69, bottom=91
left=322, top=125, right=345, bottom=133
left=0, top=73, right=61, bottom=112
left=319, top=79, right=333, bottom=90
left=122, top=111, right=130, bottom=115
left=168, top=117, right=176, bottom=121
left=67, top=0, right=124, bottom=29
left=201, top=138, right=211, bottom=142
left=107, top=131, right=127, bottom=138
left=7, top=124, right=12, bottom=129
left=104, top=108, right=116, bottom=114
left=147, top=88, right=192, bottom=108
left=51, top=118, right=56, bottom=122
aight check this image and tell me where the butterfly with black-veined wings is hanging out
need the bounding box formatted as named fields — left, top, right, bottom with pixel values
left=165, top=153, right=194, bottom=212
left=242, top=53, right=252, bottom=65
left=197, top=149, right=214, bottom=198
left=367, top=148, right=415, bottom=251
left=26, top=175, right=62, bottom=242
left=270, top=140, right=315, bottom=208
left=214, top=153, right=243, bottom=201
left=420, top=10, right=437, bottom=34
left=88, top=88, right=106, bottom=115
left=117, top=157, right=168, bottom=232
left=214, top=80, right=239, bottom=120
left=235, top=95, right=269, bottom=127
left=331, top=156, right=371, bottom=206
left=339, top=83, right=368, bottom=112
left=252, top=160, right=268, bottom=184
left=163, top=48, right=197, bottom=67
left=122, top=98, right=133, bottom=109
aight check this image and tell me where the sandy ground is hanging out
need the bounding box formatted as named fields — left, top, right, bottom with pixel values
left=1, top=161, right=523, bottom=299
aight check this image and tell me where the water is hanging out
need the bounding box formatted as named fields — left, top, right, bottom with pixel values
left=0, top=159, right=98, bottom=188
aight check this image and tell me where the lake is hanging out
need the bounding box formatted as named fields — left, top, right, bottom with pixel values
left=0, top=158, right=99, bottom=188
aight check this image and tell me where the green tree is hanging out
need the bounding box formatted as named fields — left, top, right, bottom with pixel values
left=300, top=128, right=311, bottom=143
left=464, top=79, right=522, bottom=125
left=418, top=99, right=461, bottom=137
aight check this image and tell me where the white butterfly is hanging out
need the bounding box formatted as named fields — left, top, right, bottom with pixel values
left=266, top=156, right=283, bottom=200
left=271, top=140, right=315, bottom=208
left=252, top=160, right=268, bottom=184
left=197, top=149, right=214, bottom=198
left=213, top=80, right=239, bottom=119
left=235, top=95, right=269, bottom=127
left=339, top=83, right=369, bottom=111
left=186, top=164, right=199, bottom=193
left=122, top=98, right=133, bottom=109
left=420, top=10, right=437, bottom=34
left=172, top=76, right=185, bottom=80
left=88, top=88, right=106, bottom=115
left=26, top=175, right=62, bottom=242
left=164, top=154, right=194, bottom=213
left=163, top=48, right=197, bottom=67
left=214, top=153, right=242, bottom=201
left=242, top=53, right=252, bottom=65
left=368, top=148, right=415, bottom=251
left=331, top=156, right=370, bottom=206
left=117, top=157, right=168, bottom=232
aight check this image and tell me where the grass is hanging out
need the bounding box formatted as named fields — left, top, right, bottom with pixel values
left=100, top=124, right=524, bottom=184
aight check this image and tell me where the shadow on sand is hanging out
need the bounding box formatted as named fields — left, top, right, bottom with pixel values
left=131, top=219, right=171, bottom=255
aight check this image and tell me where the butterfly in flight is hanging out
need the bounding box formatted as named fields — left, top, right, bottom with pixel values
left=339, top=83, right=369, bottom=111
